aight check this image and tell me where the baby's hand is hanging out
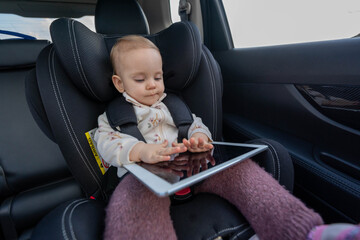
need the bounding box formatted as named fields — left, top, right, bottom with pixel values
left=131, top=140, right=187, bottom=164
left=182, top=133, right=213, bottom=153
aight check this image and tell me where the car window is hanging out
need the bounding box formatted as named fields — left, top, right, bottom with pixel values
left=170, top=0, right=181, bottom=23
left=222, top=0, right=360, bottom=48
left=0, top=14, right=95, bottom=40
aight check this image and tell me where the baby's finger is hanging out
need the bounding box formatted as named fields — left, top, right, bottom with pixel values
left=204, top=143, right=213, bottom=150
left=173, top=155, right=189, bottom=161
left=192, top=159, right=200, bottom=174
left=200, top=158, right=208, bottom=170
left=172, top=141, right=186, bottom=148
left=171, top=159, right=188, bottom=166
left=156, top=155, right=171, bottom=162
left=198, top=138, right=205, bottom=148
left=182, top=139, right=191, bottom=149
left=161, top=146, right=187, bottom=156
left=170, top=164, right=189, bottom=172
left=208, top=155, right=216, bottom=166
left=161, top=140, right=169, bottom=147
left=190, top=138, right=197, bottom=149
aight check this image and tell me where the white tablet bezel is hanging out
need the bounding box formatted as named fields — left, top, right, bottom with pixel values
left=124, top=141, right=268, bottom=197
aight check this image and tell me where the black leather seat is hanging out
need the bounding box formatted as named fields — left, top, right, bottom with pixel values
left=0, top=39, right=83, bottom=240
left=27, top=1, right=294, bottom=239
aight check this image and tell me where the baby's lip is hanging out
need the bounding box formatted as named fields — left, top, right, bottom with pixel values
left=148, top=92, right=159, bottom=97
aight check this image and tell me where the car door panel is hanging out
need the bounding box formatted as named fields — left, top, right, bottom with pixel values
left=214, top=38, right=360, bottom=223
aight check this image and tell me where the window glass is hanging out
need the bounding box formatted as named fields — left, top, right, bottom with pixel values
left=0, top=14, right=95, bottom=40
left=170, top=0, right=181, bottom=23
left=222, top=0, right=360, bottom=48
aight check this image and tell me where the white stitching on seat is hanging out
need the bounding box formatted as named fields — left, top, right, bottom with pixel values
left=50, top=48, right=101, bottom=183
left=61, top=199, right=85, bottom=240
left=67, top=21, right=85, bottom=95
left=229, top=226, right=252, bottom=240
left=182, top=22, right=196, bottom=88
left=70, top=20, right=101, bottom=101
left=201, top=46, right=218, bottom=139
left=260, top=139, right=281, bottom=181
left=205, top=224, right=245, bottom=240
left=69, top=199, right=90, bottom=240
left=48, top=47, right=103, bottom=191
left=292, top=155, right=360, bottom=194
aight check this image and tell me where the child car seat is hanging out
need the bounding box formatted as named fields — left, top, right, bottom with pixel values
left=26, top=0, right=294, bottom=239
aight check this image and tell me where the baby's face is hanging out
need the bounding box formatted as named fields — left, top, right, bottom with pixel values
left=113, top=48, right=164, bottom=106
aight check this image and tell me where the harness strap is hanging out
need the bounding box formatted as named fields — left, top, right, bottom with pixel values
left=106, top=96, right=146, bottom=142
left=163, top=93, right=193, bottom=142
left=106, top=93, right=193, bottom=143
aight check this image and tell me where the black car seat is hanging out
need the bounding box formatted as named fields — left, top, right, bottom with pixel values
left=93, top=0, right=294, bottom=194
left=0, top=40, right=83, bottom=240
left=27, top=1, right=294, bottom=239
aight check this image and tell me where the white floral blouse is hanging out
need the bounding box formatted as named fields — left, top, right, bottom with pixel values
left=94, top=92, right=212, bottom=177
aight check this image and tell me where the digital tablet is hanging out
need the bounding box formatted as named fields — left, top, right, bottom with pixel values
left=123, top=141, right=268, bottom=197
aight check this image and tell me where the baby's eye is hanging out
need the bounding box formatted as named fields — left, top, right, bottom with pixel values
left=154, top=77, right=163, bottom=81
left=134, top=79, right=144, bottom=82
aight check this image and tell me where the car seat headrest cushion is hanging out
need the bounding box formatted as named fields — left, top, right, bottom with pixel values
left=50, top=18, right=115, bottom=102
left=150, top=21, right=202, bottom=91
left=50, top=18, right=202, bottom=102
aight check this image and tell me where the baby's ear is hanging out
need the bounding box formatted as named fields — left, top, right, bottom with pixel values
left=112, top=75, right=125, bottom=93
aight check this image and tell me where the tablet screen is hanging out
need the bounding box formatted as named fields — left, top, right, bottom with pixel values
left=137, top=143, right=261, bottom=184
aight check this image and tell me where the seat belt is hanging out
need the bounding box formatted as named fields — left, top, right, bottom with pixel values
left=106, top=93, right=193, bottom=143
left=179, top=0, right=191, bottom=21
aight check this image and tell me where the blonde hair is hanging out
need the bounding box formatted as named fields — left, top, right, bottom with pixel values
left=110, top=35, right=160, bottom=75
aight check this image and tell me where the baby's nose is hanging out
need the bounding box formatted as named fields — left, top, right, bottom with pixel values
left=147, top=79, right=156, bottom=89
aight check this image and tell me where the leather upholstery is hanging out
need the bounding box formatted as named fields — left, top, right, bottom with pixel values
left=25, top=69, right=56, bottom=142
left=35, top=44, right=108, bottom=198
left=170, top=193, right=255, bottom=239
left=0, top=40, right=49, bottom=69
left=0, top=39, right=83, bottom=240
left=248, top=138, right=294, bottom=192
left=32, top=193, right=254, bottom=240
left=31, top=199, right=105, bottom=240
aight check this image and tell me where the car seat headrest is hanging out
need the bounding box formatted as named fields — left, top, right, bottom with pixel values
left=95, top=0, right=149, bottom=35
left=0, top=40, right=49, bottom=69
left=50, top=18, right=202, bottom=102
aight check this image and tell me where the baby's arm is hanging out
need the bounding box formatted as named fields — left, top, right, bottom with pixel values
left=130, top=140, right=187, bottom=164
left=95, top=113, right=187, bottom=166
left=182, top=114, right=213, bottom=153
left=182, top=133, right=213, bottom=153
left=94, top=113, right=142, bottom=167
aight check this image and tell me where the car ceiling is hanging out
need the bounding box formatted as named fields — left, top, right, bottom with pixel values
left=0, top=0, right=205, bottom=45
left=0, top=0, right=176, bottom=35
left=0, top=0, right=173, bottom=18
left=0, top=0, right=96, bottom=18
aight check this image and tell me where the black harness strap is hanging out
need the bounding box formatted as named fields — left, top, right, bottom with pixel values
left=106, top=93, right=193, bottom=143
left=163, top=93, right=193, bottom=142
left=106, top=96, right=146, bottom=142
